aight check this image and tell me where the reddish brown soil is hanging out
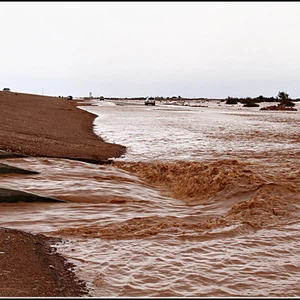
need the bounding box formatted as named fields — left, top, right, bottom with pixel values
left=0, top=91, right=126, bottom=163
left=0, top=227, right=88, bottom=297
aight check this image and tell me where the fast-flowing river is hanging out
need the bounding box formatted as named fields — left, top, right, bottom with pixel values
left=1, top=99, right=300, bottom=297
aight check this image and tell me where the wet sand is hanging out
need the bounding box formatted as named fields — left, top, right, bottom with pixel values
left=0, top=91, right=126, bottom=297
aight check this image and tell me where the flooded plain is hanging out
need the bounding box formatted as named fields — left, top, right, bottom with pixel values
left=1, top=99, right=300, bottom=297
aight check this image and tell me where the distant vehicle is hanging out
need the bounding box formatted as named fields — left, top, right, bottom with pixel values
left=144, top=96, right=155, bottom=106
left=3, top=88, right=10, bottom=92
left=67, top=95, right=73, bottom=100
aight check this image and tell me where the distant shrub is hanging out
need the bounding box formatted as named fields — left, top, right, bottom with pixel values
left=277, top=91, right=289, bottom=100
left=280, top=99, right=295, bottom=107
left=241, top=97, right=259, bottom=107
left=243, top=102, right=259, bottom=107
left=225, top=97, right=238, bottom=104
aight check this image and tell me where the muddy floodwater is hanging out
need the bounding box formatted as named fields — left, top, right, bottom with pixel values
left=1, top=100, right=300, bottom=297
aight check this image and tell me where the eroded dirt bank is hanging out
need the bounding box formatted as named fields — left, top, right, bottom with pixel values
left=0, top=91, right=126, bottom=163
left=0, top=91, right=126, bottom=296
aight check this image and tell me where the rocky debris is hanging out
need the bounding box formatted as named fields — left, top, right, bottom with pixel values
left=0, top=188, right=66, bottom=203
left=0, top=163, right=39, bottom=175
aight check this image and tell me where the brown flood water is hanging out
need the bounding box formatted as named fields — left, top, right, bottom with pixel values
left=1, top=100, right=300, bottom=297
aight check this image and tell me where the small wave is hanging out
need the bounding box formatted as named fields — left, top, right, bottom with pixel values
left=48, top=159, right=300, bottom=239
left=113, top=159, right=271, bottom=205
left=111, top=159, right=300, bottom=230
left=51, top=215, right=232, bottom=239
left=226, top=182, right=300, bottom=228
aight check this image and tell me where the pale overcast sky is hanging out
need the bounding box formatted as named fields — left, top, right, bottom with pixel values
left=1, top=1, right=300, bottom=98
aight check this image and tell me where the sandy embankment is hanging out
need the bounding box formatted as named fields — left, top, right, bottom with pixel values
left=0, top=91, right=126, bottom=297
left=0, top=91, right=125, bottom=163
